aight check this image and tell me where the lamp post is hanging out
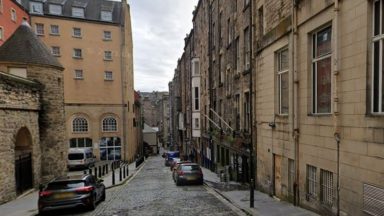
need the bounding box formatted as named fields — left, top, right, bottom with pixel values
left=244, top=133, right=254, bottom=208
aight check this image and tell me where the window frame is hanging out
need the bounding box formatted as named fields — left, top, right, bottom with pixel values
left=311, top=25, right=332, bottom=114
left=306, top=165, right=317, bottom=198
left=100, top=10, right=112, bottom=22
left=102, top=117, right=118, bottom=132
left=104, top=51, right=112, bottom=61
left=35, top=23, right=44, bottom=36
left=29, top=1, right=43, bottom=15
left=372, top=0, right=384, bottom=114
left=104, top=71, right=113, bottom=81
left=244, top=26, right=251, bottom=71
left=276, top=47, right=289, bottom=115
left=49, top=4, right=62, bottom=15
left=72, top=117, right=88, bottom=133
left=73, top=27, right=82, bottom=38
left=74, top=69, right=83, bottom=79
left=72, top=7, right=84, bottom=18
left=73, top=48, right=82, bottom=59
left=51, top=46, right=60, bottom=56
left=11, top=8, right=16, bottom=22
left=0, top=27, right=3, bottom=41
left=50, top=25, right=59, bottom=35
left=103, top=31, right=112, bottom=40
left=320, top=169, right=334, bottom=206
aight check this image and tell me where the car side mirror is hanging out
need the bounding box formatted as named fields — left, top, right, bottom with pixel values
left=39, top=184, right=44, bottom=192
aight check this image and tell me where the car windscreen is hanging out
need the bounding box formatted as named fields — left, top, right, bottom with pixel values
left=46, top=180, right=85, bottom=190
left=181, top=165, right=200, bottom=171
left=68, top=153, right=84, bottom=160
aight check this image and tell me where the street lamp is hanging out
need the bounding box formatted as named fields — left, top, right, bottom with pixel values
left=243, top=133, right=254, bottom=208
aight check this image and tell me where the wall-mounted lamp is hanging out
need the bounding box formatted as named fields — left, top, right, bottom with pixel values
left=334, top=132, right=340, bottom=142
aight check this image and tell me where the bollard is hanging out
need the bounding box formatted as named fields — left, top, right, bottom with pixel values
left=94, top=167, right=98, bottom=178
left=89, top=168, right=92, bottom=175
left=126, top=164, right=129, bottom=176
left=123, top=164, right=126, bottom=178
left=112, top=167, right=115, bottom=185
left=102, top=165, right=105, bottom=176
left=106, top=164, right=109, bottom=174
left=119, top=166, right=122, bottom=182
left=98, top=166, right=102, bottom=178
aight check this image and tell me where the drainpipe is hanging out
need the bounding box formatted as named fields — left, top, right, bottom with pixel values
left=120, top=0, right=128, bottom=161
left=333, top=0, right=340, bottom=215
left=292, top=0, right=300, bottom=206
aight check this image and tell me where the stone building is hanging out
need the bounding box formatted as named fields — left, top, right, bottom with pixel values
left=170, top=0, right=384, bottom=215
left=19, top=0, right=137, bottom=162
left=0, top=23, right=66, bottom=204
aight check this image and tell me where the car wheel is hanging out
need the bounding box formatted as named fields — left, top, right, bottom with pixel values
left=100, top=189, right=106, bottom=202
left=88, top=194, right=96, bottom=210
left=176, top=179, right=181, bottom=186
left=38, top=210, right=47, bottom=216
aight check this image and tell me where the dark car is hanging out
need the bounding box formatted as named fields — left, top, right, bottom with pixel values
left=172, top=161, right=192, bottom=182
left=164, top=151, right=180, bottom=166
left=175, top=163, right=204, bottom=186
left=38, top=174, right=105, bottom=215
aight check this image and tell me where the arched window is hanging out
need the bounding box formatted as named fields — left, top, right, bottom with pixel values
left=72, top=117, right=88, bottom=132
left=102, top=117, right=117, bottom=132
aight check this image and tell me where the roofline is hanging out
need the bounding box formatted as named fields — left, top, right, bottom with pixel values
left=0, top=61, right=64, bottom=71
left=11, top=0, right=30, bottom=14
left=30, top=14, right=121, bottom=26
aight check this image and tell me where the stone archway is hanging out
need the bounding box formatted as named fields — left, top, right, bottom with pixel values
left=14, top=127, right=33, bottom=195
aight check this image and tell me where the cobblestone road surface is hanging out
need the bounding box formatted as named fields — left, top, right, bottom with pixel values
left=51, top=156, right=239, bottom=216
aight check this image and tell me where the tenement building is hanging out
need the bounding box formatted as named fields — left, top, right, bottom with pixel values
left=20, top=0, right=137, bottom=162
left=0, top=23, right=66, bottom=203
left=169, top=0, right=384, bottom=215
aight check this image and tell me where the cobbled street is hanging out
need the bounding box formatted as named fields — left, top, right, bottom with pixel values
left=54, top=156, right=240, bottom=216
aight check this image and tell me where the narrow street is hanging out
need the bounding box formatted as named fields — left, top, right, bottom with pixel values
left=74, top=156, right=240, bottom=216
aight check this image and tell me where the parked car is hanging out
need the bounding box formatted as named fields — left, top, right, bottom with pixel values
left=67, top=148, right=96, bottom=170
left=172, top=161, right=192, bottom=182
left=169, top=157, right=181, bottom=170
left=164, top=151, right=180, bottom=166
left=174, top=163, right=204, bottom=186
left=38, top=174, right=105, bottom=215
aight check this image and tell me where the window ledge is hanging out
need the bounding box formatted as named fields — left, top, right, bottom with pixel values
left=103, top=38, right=112, bottom=41
left=104, top=79, right=114, bottom=81
left=72, top=35, right=82, bottom=39
left=104, top=59, right=113, bottom=61
left=74, top=77, right=83, bottom=80
left=307, top=113, right=332, bottom=117
left=73, top=56, right=83, bottom=59
left=50, top=33, right=60, bottom=36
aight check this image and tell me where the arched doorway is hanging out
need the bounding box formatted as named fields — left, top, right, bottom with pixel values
left=15, top=127, right=33, bottom=195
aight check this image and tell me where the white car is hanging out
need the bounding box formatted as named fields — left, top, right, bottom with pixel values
left=67, top=148, right=96, bottom=170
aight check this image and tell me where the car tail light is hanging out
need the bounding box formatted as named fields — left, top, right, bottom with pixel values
left=75, top=186, right=94, bottom=193
left=177, top=170, right=184, bottom=176
left=39, top=191, right=53, bottom=197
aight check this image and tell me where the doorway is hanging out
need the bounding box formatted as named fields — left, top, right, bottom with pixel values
left=14, top=127, right=33, bottom=195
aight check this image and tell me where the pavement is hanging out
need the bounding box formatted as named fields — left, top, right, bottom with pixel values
left=0, top=160, right=144, bottom=216
left=201, top=166, right=319, bottom=216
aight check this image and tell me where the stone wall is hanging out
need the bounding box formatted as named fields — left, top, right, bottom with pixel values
left=26, top=65, right=67, bottom=181
left=0, top=73, right=41, bottom=204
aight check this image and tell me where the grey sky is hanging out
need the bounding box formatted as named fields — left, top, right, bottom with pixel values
left=129, top=0, right=198, bottom=92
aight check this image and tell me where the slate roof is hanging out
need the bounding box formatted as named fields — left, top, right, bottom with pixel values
left=0, top=22, right=63, bottom=68
left=20, top=0, right=123, bottom=24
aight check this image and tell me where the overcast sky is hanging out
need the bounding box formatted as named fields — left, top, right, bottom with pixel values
left=129, top=0, right=198, bottom=92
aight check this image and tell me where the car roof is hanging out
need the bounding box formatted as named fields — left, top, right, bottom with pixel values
left=52, top=174, right=89, bottom=182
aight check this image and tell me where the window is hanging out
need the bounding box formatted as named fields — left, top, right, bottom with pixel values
left=103, top=31, right=111, bottom=40
left=73, top=48, right=82, bottom=58
left=192, top=59, right=200, bottom=75
left=195, top=118, right=199, bottom=129
left=72, top=7, right=84, bottom=18
left=50, top=25, right=59, bottom=35
left=244, top=0, right=250, bottom=7
left=307, top=165, right=317, bottom=198
left=194, top=87, right=199, bottom=110
left=100, top=11, right=112, bottom=22
left=363, top=183, right=384, bottom=216
left=49, top=4, right=62, bottom=15
left=104, top=51, right=112, bottom=60
left=100, top=137, right=121, bottom=161
left=258, top=6, right=264, bottom=37
left=11, top=9, right=16, bottom=21
left=30, top=2, right=43, bottom=14
left=212, top=23, right=216, bottom=48
left=235, top=38, right=240, bottom=73
left=288, top=159, right=295, bottom=196
left=219, top=55, right=224, bottom=84
left=372, top=0, right=384, bottom=113
left=320, top=169, right=333, bottom=206
left=70, top=138, right=92, bottom=148
left=102, top=117, right=117, bottom=132
left=72, top=117, right=88, bottom=132
left=312, top=26, right=332, bottom=114
left=51, top=46, right=60, bottom=56
left=73, top=27, right=81, bottom=37
left=227, top=18, right=231, bottom=45
left=244, top=27, right=251, bottom=71
left=277, top=48, right=289, bottom=115
left=35, top=23, right=44, bottom=35
left=104, top=71, right=113, bottom=80
left=74, top=69, right=83, bottom=79
left=0, top=27, right=3, bottom=41
left=235, top=94, right=240, bottom=130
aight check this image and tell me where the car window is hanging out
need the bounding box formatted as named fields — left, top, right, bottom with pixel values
left=181, top=165, right=200, bottom=171
left=68, top=153, right=84, bottom=160
left=46, top=180, right=85, bottom=190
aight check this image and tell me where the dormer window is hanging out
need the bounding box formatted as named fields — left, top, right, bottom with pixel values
left=101, top=11, right=112, bottom=22
left=29, top=2, right=43, bottom=14
left=49, top=4, right=62, bottom=15
left=72, top=7, right=84, bottom=18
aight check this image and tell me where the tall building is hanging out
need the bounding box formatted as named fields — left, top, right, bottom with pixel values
left=170, top=0, right=384, bottom=215
left=21, top=0, right=136, bottom=162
